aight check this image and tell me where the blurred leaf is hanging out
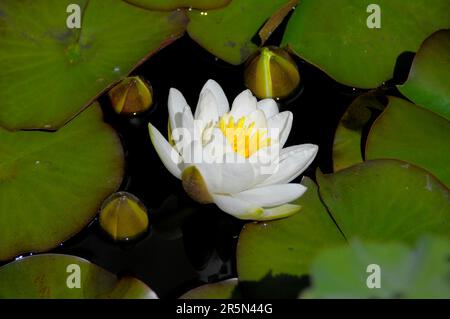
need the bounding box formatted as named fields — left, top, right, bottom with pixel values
left=238, top=160, right=450, bottom=297
left=0, top=0, right=187, bottom=130
left=333, top=93, right=385, bottom=171
left=398, top=30, right=450, bottom=119
left=282, top=0, right=450, bottom=88
left=0, top=254, right=157, bottom=298
left=304, top=236, right=450, bottom=298
left=125, top=0, right=231, bottom=10
left=366, top=97, right=450, bottom=187
left=180, top=278, right=241, bottom=299
left=0, top=103, right=124, bottom=261
left=237, top=177, right=345, bottom=297
left=317, top=159, right=450, bottom=243
left=187, top=0, right=295, bottom=65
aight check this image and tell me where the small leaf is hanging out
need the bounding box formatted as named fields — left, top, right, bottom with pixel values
left=187, top=0, right=295, bottom=65
left=0, top=103, right=124, bottom=261
left=366, top=97, right=450, bottom=187
left=0, top=254, right=157, bottom=298
left=282, top=0, right=450, bottom=88
left=398, top=30, right=450, bottom=119
left=0, top=0, right=187, bottom=130
left=317, top=159, right=450, bottom=243
left=332, top=93, right=385, bottom=171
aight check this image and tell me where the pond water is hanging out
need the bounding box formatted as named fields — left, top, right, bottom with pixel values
left=35, top=34, right=395, bottom=298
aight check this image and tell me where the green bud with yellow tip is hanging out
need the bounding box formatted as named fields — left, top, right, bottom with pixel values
left=108, top=76, right=153, bottom=115
left=244, top=46, right=300, bottom=99
left=99, top=192, right=149, bottom=241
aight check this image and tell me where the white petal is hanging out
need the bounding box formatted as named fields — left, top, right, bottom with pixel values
left=257, top=99, right=279, bottom=119
left=203, top=128, right=234, bottom=159
left=212, top=194, right=301, bottom=220
left=267, top=111, right=293, bottom=147
left=168, top=88, right=192, bottom=132
left=201, top=79, right=229, bottom=116
left=179, top=140, right=203, bottom=166
left=196, top=158, right=256, bottom=194
left=258, top=204, right=302, bottom=220
left=181, top=106, right=195, bottom=133
left=194, top=89, right=219, bottom=124
left=257, top=144, right=318, bottom=187
left=212, top=194, right=263, bottom=219
left=230, top=89, right=257, bottom=119
left=233, top=183, right=306, bottom=207
left=247, top=109, right=267, bottom=129
left=149, top=123, right=182, bottom=179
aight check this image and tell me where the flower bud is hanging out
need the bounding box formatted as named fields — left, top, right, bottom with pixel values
left=244, top=46, right=300, bottom=99
left=99, top=192, right=149, bottom=241
left=108, top=76, right=153, bottom=115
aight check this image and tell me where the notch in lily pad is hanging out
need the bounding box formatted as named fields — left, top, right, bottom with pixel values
left=99, top=192, right=149, bottom=242
left=244, top=46, right=300, bottom=99
left=108, top=76, right=154, bottom=115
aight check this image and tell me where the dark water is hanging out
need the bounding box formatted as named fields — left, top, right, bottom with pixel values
left=51, top=35, right=355, bottom=298
left=40, top=30, right=407, bottom=298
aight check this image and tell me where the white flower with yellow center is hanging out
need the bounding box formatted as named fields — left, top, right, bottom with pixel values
left=149, top=80, right=318, bottom=220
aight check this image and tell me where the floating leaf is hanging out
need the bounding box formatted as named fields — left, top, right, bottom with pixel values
left=282, top=0, right=450, bottom=88
left=0, top=103, right=124, bottom=261
left=332, top=93, right=385, bottom=171
left=304, top=236, right=450, bottom=298
left=238, top=160, right=450, bottom=297
left=317, top=160, right=450, bottom=243
left=0, top=0, right=187, bottom=130
left=187, top=0, right=296, bottom=65
left=237, top=177, right=345, bottom=298
left=0, top=254, right=157, bottom=298
left=125, top=0, right=231, bottom=11
left=366, top=97, right=450, bottom=187
left=180, top=278, right=241, bottom=299
left=398, top=30, right=450, bottom=119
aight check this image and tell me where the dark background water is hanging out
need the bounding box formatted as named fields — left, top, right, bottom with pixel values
left=51, top=34, right=358, bottom=298
left=26, top=26, right=407, bottom=298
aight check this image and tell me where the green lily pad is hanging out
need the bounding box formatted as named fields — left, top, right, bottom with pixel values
left=237, top=177, right=346, bottom=297
left=0, top=254, right=157, bottom=298
left=366, top=97, right=450, bottom=187
left=238, top=160, right=450, bottom=297
left=0, top=103, right=124, bottom=261
left=398, top=30, right=450, bottom=119
left=180, top=278, right=241, bottom=299
left=0, top=0, right=187, bottom=130
left=304, top=236, right=450, bottom=298
left=282, top=0, right=450, bottom=88
left=333, top=93, right=385, bottom=171
left=317, top=159, right=450, bottom=243
left=187, top=0, right=296, bottom=65
left=125, top=0, right=231, bottom=11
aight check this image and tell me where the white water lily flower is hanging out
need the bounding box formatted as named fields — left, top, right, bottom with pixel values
left=149, top=80, right=318, bottom=220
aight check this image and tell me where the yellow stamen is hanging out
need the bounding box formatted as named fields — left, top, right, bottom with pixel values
left=218, top=115, right=271, bottom=158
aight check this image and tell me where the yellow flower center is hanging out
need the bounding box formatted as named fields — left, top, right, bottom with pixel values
left=218, top=115, right=271, bottom=158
